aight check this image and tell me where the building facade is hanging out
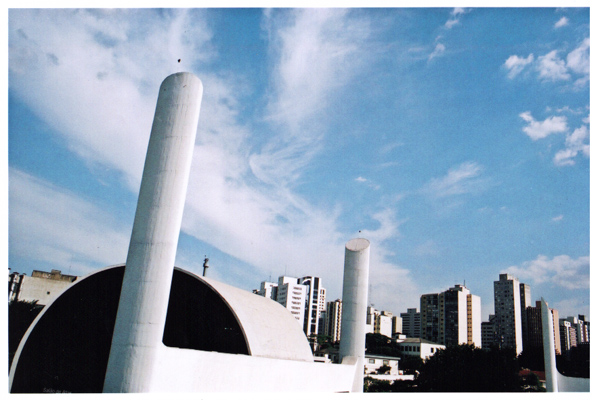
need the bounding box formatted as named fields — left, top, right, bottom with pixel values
left=523, top=300, right=561, bottom=355
left=493, top=274, right=523, bottom=354
left=420, top=285, right=481, bottom=347
left=400, top=308, right=421, bottom=338
left=299, top=276, right=327, bottom=337
left=324, top=299, right=343, bottom=342
left=9, top=270, right=78, bottom=306
left=395, top=337, right=445, bottom=360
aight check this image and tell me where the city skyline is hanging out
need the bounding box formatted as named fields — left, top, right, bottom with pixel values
left=7, top=6, right=590, bottom=321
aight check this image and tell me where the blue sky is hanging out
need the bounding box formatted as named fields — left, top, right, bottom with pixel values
left=7, top=6, right=590, bottom=321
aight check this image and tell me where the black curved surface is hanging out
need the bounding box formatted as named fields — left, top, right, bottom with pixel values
left=10, top=266, right=249, bottom=393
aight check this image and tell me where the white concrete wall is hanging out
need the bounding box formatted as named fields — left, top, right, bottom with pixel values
left=150, top=345, right=358, bottom=392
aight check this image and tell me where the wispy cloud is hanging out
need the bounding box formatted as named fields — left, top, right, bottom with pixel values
left=355, top=176, right=380, bottom=190
left=9, top=9, right=421, bottom=311
left=552, top=215, right=564, bottom=222
left=519, top=111, right=568, bottom=140
left=422, top=161, right=486, bottom=198
left=428, top=42, right=446, bottom=61
left=554, top=16, right=569, bottom=28
left=504, top=254, right=589, bottom=290
left=445, top=8, right=467, bottom=29
left=252, top=9, right=374, bottom=186
left=9, top=168, right=130, bottom=275
left=9, top=9, right=214, bottom=191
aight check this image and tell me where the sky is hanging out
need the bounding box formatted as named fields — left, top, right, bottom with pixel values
left=7, top=5, right=591, bottom=322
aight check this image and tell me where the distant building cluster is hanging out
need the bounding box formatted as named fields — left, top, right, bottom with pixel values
left=253, top=275, right=326, bottom=340
left=255, top=272, right=590, bottom=360
left=482, top=273, right=590, bottom=356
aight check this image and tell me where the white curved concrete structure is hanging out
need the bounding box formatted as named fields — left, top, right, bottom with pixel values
left=541, top=298, right=589, bottom=392
left=339, top=238, right=370, bottom=392
left=195, top=274, right=314, bottom=362
left=103, top=72, right=203, bottom=392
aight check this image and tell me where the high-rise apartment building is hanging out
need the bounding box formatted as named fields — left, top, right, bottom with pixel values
left=400, top=308, right=421, bottom=338
left=566, top=315, right=590, bottom=344
left=253, top=281, right=278, bottom=300
left=523, top=300, right=561, bottom=355
left=254, top=275, right=326, bottom=335
left=275, top=276, right=307, bottom=327
left=324, top=299, right=343, bottom=342
left=375, top=310, right=394, bottom=338
left=482, top=315, right=498, bottom=350
left=420, top=285, right=481, bottom=347
left=559, top=319, right=578, bottom=354
left=420, top=293, right=441, bottom=343
left=299, top=276, right=326, bottom=337
left=520, top=283, right=531, bottom=348
left=493, top=274, right=523, bottom=354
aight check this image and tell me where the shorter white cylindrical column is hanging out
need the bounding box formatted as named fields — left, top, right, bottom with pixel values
left=541, top=298, right=558, bottom=392
left=339, top=238, right=370, bottom=392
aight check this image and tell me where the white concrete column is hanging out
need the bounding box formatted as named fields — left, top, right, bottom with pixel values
left=339, top=238, right=370, bottom=392
left=541, top=298, right=558, bottom=392
left=103, top=72, right=203, bottom=392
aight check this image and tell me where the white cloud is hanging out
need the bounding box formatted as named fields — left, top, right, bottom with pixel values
left=554, top=125, right=590, bottom=166
left=428, top=42, right=446, bottom=61
left=554, top=16, right=569, bottom=28
left=422, top=161, right=486, bottom=198
left=504, top=254, right=589, bottom=290
left=505, top=39, right=589, bottom=88
left=552, top=215, right=564, bottom=222
left=537, top=50, right=570, bottom=82
left=252, top=9, right=374, bottom=186
left=566, top=38, right=590, bottom=87
left=9, top=9, right=214, bottom=191
left=445, top=8, right=467, bottom=29
left=8, top=9, right=420, bottom=310
left=504, top=54, right=534, bottom=79
left=519, top=111, right=568, bottom=140
left=9, top=169, right=130, bottom=275
left=355, top=176, right=367, bottom=183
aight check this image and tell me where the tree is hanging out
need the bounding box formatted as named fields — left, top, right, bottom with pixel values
left=365, top=333, right=403, bottom=357
left=398, top=354, right=423, bottom=376
left=415, top=344, right=522, bottom=392
left=9, top=300, right=44, bottom=368
left=556, top=343, right=590, bottom=378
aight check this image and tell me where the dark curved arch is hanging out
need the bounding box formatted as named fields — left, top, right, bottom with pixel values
left=10, top=265, right=249, bottom=393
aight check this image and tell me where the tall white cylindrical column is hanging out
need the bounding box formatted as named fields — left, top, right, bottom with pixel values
left=103, top=72, right=203, bottom=392
left=339, top=238, right=370, bottom=392
left=541, top=298, right=558, bottom=392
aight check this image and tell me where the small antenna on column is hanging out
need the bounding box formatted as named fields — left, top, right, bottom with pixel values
left=203, top=256, right=209, bottom=277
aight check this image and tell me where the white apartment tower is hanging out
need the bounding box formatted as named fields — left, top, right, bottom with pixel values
left=494, top=273, right=523, bottom=354
left=276, top=276, right=307, bottom=327
left=324, top=299, right=343, bottom=342
left=254, top=281, right=278, bottom=300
